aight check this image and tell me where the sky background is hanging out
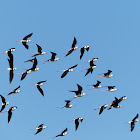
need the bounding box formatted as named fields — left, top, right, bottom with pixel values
left=0, top=0, right=140, bottom=139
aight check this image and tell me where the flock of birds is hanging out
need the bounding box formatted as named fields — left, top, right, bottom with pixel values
left=0, top=33, right=139, bottom=138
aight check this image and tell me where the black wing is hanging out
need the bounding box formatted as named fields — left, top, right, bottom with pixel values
left=65, top=48, right=74, bottom=56
left=132, top=114, right=139, bottom=122
left=77, top=84, right=83, bottom=93
left=0, top=95, right=6, bottom=103
left=85, top=68, right=91, bottom=77
left=23, top=33, right=33, bottom=40
left=35, top=128, right=43, bottom=135
left=80, top=48, right=85, bottom=59
left=14, top=86, right=20, bottom=91
left=51, top=52, right=57, bottom=60
left=37, top=86, right=44, bottom=96
left=36, top=44, right=42, bottom=53
left=69, top=64, right=78, bottom=69
left=96, top=80, right=101, bottom=86
left=61, top=128, right=68, bottom=134
left=32, top=57, right=37, bottom=69
left=37, top=80, right=47, bottom=84
left=9, top=70, right=14, bottom=83
left=99, top=106, right=104, bottom=115
left=8, top=109, right=12, bottom=123
left=21, top=72, right=28, bottom=81
left=22, top=42, right=29, bottom=49
left=38, top=124, right=44, bottom=128
left=90, top=60, right=94, bottom=67
left=61, top=70, right=69, bottom=78
left=0, top=105, right=5, bottom=112
left=8, top=91, right=14, bottom=95
left=72, top=37, right=77, bottom=48
left=86, top=46, right=89, bottom=51
left=75, top=119, right=79, bottom=131
left=108, top=86, right=115, bottom=89
left=131, top=122, right=135, bottom=132
left=65, top=100, right=70, bottom=106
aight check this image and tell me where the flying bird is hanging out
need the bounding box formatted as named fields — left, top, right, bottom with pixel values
left=6, top=86, right=20, bottom=96
left=94, top=104, right=109, bottom=115
left=35, top=80, right=47, bottom=96
left=100, top=86, right=117, bottom=92
left=98, top=70, right=113, bottom=78
left=123, top=114, right=139, bottom=132
left=24, top=58, right=35, bottom=63
left=31, top=124, right=47, bottom=135
left=43, top=52, right=59, bottom=64
left=57, top=100, right=74, bottom=108
left=0, top=95, right=9, bottom=112
left=79, top=46, right=89, bottom=59
left=31, top=44, right=46, bottom=57
left=84, top=58, right=98, bottom=63
left=53, top=128, right=68, bottom=138
left=57, top=64, right=78, bottom=78
left=16, top=33, right=33, bottom=49
left=88, top=80, right=102, bottom=90
left=8, top=106, right=17, bottom=123
left=69, top=84, right=86, bottom=100
left=65, top=37, right=78, bottom=56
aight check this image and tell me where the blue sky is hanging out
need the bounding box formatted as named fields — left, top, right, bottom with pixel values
left=0, top=0, right=140, bottom=139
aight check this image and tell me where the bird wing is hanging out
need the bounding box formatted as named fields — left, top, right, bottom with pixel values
left=36, top=44, right=42, bottom=53
left=80, top=48, right=85, bottom=59
left=37, top=86, right=44, bottom=96
left=61, top=128, right=68, bottom=134
left=96, top=80, right=101, bottom=86
left=8, top=92, right=14, bottom=95
left=0, top=95, right=6, bottom=103
left=14, top=86, right=20, bottom=91
left=77, top=84, right=83, bottom=93
left=51, top=52, right=57, bottom=60
left=65, top=48, right=74, bottom=56
left=37, top=80, right=46, bottom=84
left=0, top=105, right=5, bottom=112
left=22, top=42, right=29, bottom=49
left=85, top=68, right=91, bottom=77
left=72, top=37, right=77, bottom=48
left=21, top=72, right=28, bottom=81
left=86, top=46, right=89, bottom=51
left=32, top=57, right=37, bottom=69
left=75, top=119, right=79, bottom=131
left=69, top=64, right=78, bottom=69
left=99, top=106, right=104, bottom=115
left=38, top=124, right=44, bottom=128
left=65, top=100, right=70, bottom=106
left=8, top=109, right=12, bottom=123
left=10, top=70, right=14, bottom=83
left=90, top=60, right=94, bottom=67
left=23, top=33, right=33, bottom=40
left=132, top=114, right=139, bottom=122
left=35, top=128, right=43, bottom=135
left=131, top=122, right=135, bottom=132
left=61, top=70, right=68, bottom=78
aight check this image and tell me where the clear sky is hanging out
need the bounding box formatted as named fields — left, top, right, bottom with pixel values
left=0, top=0, right=140, bottom=139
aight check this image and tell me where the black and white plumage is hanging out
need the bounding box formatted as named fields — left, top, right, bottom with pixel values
left=65, top=37, right=78, bottom=56
left=35, top=80, right=47, bottom=96
left=17, top=33, right=33, bottom=49
left=8, top=86, right=20, bottom=96
left=32, top=44, right=46, bottom=57
left=85, top=60, right=96, bottom=77
left=24, top=58, right=35, bottom=63
left=57, top=100, right=74, bottom=108
left=60, top=64, right=78, bottom=78
left=98, top=70, right=113, bottom=78
left=88, top=80, right=102, bottom=90
left=34, top=124, right=47, bottom=135
left=0, top=95, right=9, bottom=112
left=21, top=70, right=31, bottom=81
left=100, top=86, right=117, bottom=92
left=131, top=114, right=139, bottom=132
left=80, top=46, right=89, bottom=59
left=8, top=106, right=17, bottom=123
left=53, top=128, right=68, bottom=138
left=44, top=52, right=59, bottom=63
left=75, top=117, right=83, bottom=131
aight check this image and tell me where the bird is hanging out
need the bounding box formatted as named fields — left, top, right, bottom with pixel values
left=84, top=60, right=96, bottom=77
left=53, top=128, right=68, bottom=138
left=43, top=52, right=59, bottom=64
left=0, top=95, right=9, bottom=112
left=7, top=86, right=20, bottom=96
left=16, top=33, right=33, bottom=49
left=31, top=44, right=46, bottom=57
left=79, top=46, right=89, bottom=59
left=65, top=37, right=78, bottom=56
left=94, top=104, right=109, bottom=115
left=57, top=100, right=74, bottom=108
left=58, top=64, right=78, bottom=78
left=118, top=96, right=127, bottom=103
left=6, top=50, right=16, bottom=83
left=88, top=80, right=102, bottom=90
left=8, top=106, right=17, bottom=123
left=33, top=124, right=47, bottom=135
left=35, top=80, right=47, bottom=96
left=100, top=86, right=117, bottom=92
left=108, top=97, right=122, bottom=110
left=69, top=84, right=86, bottom=100
left=84, top=58, right=98, bottom=63
left=123, top=114, right=139, bottom=132
left=75, top=117, right=83, bottom=131
left=98, top=70, right=113, bottom=78
left=20, top=69, right=32, bottom=81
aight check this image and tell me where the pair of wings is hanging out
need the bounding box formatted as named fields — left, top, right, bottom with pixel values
left=22, top=33, right=33, bottom=49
